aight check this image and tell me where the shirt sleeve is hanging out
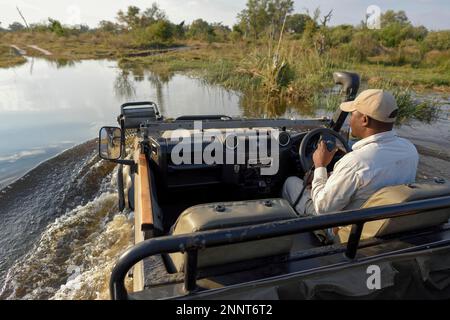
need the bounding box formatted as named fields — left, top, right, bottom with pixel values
left=311, top=157, right=361, bottom=215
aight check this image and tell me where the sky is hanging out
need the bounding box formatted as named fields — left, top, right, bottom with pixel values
left=0, top=0, right=449, bottom=30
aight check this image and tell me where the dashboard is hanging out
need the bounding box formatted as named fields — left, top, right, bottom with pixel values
left=148, top=128, right=303, bottom=195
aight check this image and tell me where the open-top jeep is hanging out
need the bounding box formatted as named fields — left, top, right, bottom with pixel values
left=99, top=72, right=450, bottom=300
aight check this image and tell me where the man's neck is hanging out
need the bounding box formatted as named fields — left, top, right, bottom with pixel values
left=359, top=129, right=392, bottom=140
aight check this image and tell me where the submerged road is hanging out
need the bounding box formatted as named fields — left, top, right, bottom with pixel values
left=9, top=45, right=26, bottom=56
left=9, top=44, right=53, bottom=56
left=27, top=45, right=52, bottom=56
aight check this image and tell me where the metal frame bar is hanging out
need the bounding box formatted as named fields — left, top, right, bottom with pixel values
left=110, top=196, right=450, bottom=300
left=345, top=223, right=365, bottom=259
left=184, top=250, right=199, bottom=293
left=135, top=118, right=331, bottom=133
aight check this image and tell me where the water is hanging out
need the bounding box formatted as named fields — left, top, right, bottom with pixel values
left=0, top=57, right=449, bottom=300
left=0, top=58, right=245, bottom=188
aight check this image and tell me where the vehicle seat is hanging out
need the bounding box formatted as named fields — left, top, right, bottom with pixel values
left=337, top=182, right=450, bottom=243
left=167, top=199, right=298, bottom=272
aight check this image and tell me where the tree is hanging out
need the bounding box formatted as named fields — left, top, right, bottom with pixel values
left=143, top=3, right=167, bottom=23
left=211, top=22, right=231, bottom=42
left=98, top=20, right=122, bottom=34
left=173, top=21, right=186, bottom=39
left=30, top=22, right=50, bottom=32
left=188, top=19, right=216, bottom=42
left=378, top=10, right=428, bottom=47
left=286, top=13, right=311, bottom=34
left=267, top=0, right=294, bottom=34
left=117, top=3, right=167, bottom=30
left=48, top=18, right=65, bottom=36
left=230, top=25, right=242, bottom=42
left=146, top=20, right=174, bottom=42
left=117, top=6, right=141, bottom=30
left=71, top=24, right=90, bottom=34
left=8, top=22, right=25, bottom=32
left=381, top=10, right=409, bottom=27
left=320, top=10, right=333, bottom=27
left=237, top=0, right=294, bottom=39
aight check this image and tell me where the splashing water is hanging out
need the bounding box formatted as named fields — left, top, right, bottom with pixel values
left=0, top=140, right=135, bottom=300
left=0, top=192, right=134, bottom=300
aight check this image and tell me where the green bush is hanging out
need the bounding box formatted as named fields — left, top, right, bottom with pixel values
left=425, top=31, right=450, bottom=50
left=48, top=19, right=66, bottom=36
left=188, top=19, right=216, bottom=42
left=369, top=79, right=441, bottom=125
left=421, top=50, right=450, bottom=71
left=377, top=23, right=427, bottom=48
left=132, top=20, right=175, bottom=47
left=328, top=25, right=354, bottom=46
left=336, top=31, right=378, bottom=62
left=146, top=20, right=173, bottom=42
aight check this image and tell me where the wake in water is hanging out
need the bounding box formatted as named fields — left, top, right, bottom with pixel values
left=0, top=141, right=135, bottom=300
left=0, top=185, right=133, bottom=300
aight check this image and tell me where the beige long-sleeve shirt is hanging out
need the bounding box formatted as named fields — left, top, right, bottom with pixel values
left=311, top=131, right=419, bottom=215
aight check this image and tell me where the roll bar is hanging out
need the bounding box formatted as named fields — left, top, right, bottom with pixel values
left=110, top=196, right=450, bottom=300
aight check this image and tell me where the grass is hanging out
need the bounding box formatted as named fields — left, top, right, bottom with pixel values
left=118, top=41, right=444, bottom=121
left=2, top=30, right=449, bottom=93
left=0, top=31, right=186, bottom=62
left=357, top=63, right=450, bottom=92
left=0, top=45, right=27, bottom=68
left=367, top=78, right=442, bottom=125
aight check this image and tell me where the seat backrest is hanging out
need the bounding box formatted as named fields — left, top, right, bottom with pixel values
left=337, top=182, right=450, bottom=243
left=168, top=199, right=298, bottom=272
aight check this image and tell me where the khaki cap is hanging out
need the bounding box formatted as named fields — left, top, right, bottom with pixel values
left=340, top=89, right=398, bottom=123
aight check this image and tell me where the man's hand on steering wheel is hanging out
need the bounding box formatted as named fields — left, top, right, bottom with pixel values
left=313, top=141, right=339, bottom=168
left=299, top=128, right=352, bottom=173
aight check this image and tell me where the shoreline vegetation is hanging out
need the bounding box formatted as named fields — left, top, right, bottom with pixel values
left=0, top=45, right=26, bottom=68
left=1, top=1, right=449, bottom=122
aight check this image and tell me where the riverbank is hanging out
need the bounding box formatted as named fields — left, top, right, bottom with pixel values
left=0, top=31, right=192, bottom=64
left=118, top=43, right=450, bottom=92
left=1, top=32, right=449, bottom=91
left=117, top=43, right=446, bottom=123
left=0, top=45, right=26, bottom=68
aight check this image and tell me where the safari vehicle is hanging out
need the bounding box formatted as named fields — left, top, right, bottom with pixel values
left=99, top=72, right=450, bottom=300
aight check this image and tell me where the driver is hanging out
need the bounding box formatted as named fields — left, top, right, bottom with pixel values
left=282, top=89, right=419, bottom=219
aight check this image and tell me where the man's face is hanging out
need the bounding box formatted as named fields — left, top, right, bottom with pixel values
left=349, top=111, right=366, bottom=139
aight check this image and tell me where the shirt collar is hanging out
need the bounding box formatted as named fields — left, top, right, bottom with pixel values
left=352, top=131, right=397, bottom=151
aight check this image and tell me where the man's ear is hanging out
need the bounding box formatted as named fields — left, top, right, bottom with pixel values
left=361, top=115, right=370, bottom=127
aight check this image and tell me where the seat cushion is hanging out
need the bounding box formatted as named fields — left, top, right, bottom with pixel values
left=168, top=199, right=298, bottom=272
left=337, top=182, right=450, bottom=243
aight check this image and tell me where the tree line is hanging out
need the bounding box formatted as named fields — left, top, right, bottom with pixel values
left=1, top=1, right=449, bottom=55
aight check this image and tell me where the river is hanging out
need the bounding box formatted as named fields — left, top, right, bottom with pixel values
left=0, top=57, right=449, bottom=300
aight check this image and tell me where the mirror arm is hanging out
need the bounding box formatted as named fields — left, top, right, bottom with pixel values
left=109, top=159, right=137, bottom=172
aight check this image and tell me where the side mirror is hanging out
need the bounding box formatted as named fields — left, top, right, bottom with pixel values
left=99, top=127, right=122, bottom=160
left=333, top=72, right=360, bottom=102
left=330, top=72, right=360, bottom=133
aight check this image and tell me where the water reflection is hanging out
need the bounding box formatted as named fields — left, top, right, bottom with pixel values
left=0, top=58, right=243, bottom=186
left=240, top=92, right=317, bottom=119
left=114, top=70, right=136, bottom=99
left=54, top=59, right=76, bottom=69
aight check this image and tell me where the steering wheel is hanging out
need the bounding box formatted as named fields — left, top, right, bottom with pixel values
left=299, top=128, right=352, bottom=172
